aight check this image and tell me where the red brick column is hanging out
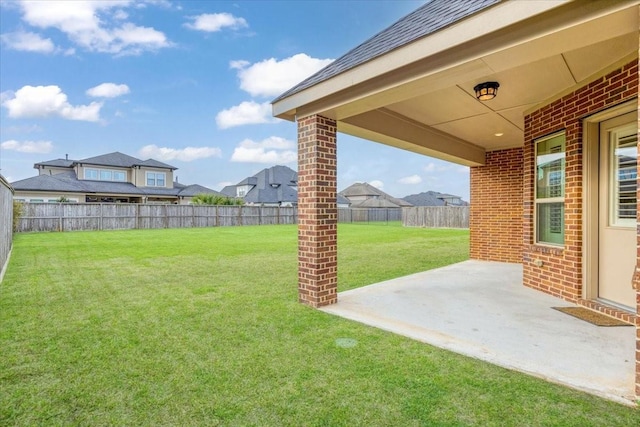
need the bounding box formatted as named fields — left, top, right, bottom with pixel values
left=297, top=114, right=338, bottom=307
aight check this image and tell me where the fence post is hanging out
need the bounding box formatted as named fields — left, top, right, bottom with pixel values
left=238, top=205, right=243, bottom=226
left=58, top=203, right=63, bottom=232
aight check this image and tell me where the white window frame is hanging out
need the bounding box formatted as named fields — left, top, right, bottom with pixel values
left=534, top=131, right=566, bottom=247
left=146, top=171, right=166, bottom=187
left=84, top=168, right=99, bottom=180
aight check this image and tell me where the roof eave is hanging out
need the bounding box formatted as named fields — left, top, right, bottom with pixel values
left=272, top=0, right=581, bottom=120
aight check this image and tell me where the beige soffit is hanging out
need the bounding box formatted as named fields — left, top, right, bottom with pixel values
left=272, top=0, right=638, bottom=121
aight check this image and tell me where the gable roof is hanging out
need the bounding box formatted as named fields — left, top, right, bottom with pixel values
left=34, top=158, right=75, bottom=168
left=273, top=0, right=499, bottom=102
left=403, top=191, right=467, bottom=206
left=339, top=182, right=413, bottom=207
left=76, top=152, right=177, bottom=170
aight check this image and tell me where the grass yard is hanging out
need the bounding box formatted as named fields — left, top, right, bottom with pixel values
left=1, top=223, right=638, bottom=426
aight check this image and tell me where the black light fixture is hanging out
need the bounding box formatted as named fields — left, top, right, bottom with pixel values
left=474, top=81, right=500, bottom=101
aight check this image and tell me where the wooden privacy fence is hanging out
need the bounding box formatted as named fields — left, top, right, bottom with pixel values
left=402, top=206, right=469, bottom=228
left=0, top=176, right=13, bottom=281
left=338, top=208, right=402, bottom=223
left=16, top=203, right=298, bottom=232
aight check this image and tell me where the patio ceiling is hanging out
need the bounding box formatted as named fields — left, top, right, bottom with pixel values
left=273, top=1, right=639, bottom=166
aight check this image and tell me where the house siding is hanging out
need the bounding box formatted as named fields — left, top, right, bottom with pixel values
left=470, top=148, right=523, bottom=263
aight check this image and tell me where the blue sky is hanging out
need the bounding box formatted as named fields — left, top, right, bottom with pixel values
left=0, top=0, right=470, bottom=200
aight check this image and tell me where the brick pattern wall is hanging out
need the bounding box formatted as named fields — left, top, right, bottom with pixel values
left=470, top=148, right=523, bottom=263
left=297, top=115, right=338, bottom=307
left=523, top=61, right=638, bottom=302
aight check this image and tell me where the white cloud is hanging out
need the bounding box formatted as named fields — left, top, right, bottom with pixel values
left=139, top=144, right=222, bottom=162
left=232, top=53, right=333, bottom=98
left=2, top=85, right=102, bottom=122
left=1, top=30, right=55, bottom=53
left=16, top=0, right=171, bottom=55
left=370, top=180, right=384, bottom=190
left=1, top=139, right=53, bottom=154
left=185, top=13, right=248, bottom=32
left=86, top=83, right=130, bottom=98
left=216, top=101, right=273, bottom=129
left=424, top=161, right=453, bottom=173
left=231, top=137, right=296, bottom=164
left=398, top=174, right=422, bottom=185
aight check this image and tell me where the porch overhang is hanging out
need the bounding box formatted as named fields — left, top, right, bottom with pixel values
left=272, top=0, right=640, bottom=167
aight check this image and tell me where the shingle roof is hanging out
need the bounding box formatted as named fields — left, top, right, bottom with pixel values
left=34, top=158, right=75, bottom=168
left=273, top=0, right=499, bottom=102
left=243, top=165, right=298, bottom=204
left=76, top=152, right=176, bottom=170
left=402, top=191, right=468, bottom=206
left=339, top=182, right=413, bottom=207
left=11, top=170, right=220, bottom=198
left=177, top=184, right=223, bottom=197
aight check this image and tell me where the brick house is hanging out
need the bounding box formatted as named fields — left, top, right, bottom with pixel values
left=272, top=1, right=640, bottom=399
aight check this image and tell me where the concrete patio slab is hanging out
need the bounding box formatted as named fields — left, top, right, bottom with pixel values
left=320, top=260, right=636, bottom=405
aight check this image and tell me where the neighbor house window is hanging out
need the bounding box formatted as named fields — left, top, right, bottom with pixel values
left=100, top=170, right=113, bottom=181
left=85, top=168, right=98, bottom=180
left=146, top=172, right=166, bottom=187
left=535, top=132, right=565, bottom=246
left=113, top=171, right=126, bottom=181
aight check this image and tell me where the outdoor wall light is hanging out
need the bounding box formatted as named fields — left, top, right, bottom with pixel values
left=474, top=81, right=500, bottom=101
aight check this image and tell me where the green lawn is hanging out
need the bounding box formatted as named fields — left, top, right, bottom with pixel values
left=1, top=223, right=637, bottom=426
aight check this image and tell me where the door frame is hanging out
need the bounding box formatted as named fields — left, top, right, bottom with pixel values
left=582, top=99, right=637, bottom=302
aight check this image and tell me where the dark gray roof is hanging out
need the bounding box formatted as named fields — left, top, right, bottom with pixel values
left=137, top=158, right=177, bottom=170
left=243, top=165, right=298, bottom=204
left=402, top=191, right=468, bottom=206
left=339, top=182, right=413, bottom=207
left=337, top=194, right=351, bottom=205
left=177, top=184, right=223, bottom=197
left=76, top=152, right=176, bottom=170
left=34, top=158, right=75, bottom=168
left=352, top=198, right=402, bottom=208
left=273, top=0, right=499, bottom=102
left=11, top=170, right=220, bottom=198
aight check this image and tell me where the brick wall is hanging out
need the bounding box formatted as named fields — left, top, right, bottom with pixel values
left=470, top=148, right=523, bottom=263
left=523, top=61, right=638, bottom=301
left=297, top=114, right=338, bottom=307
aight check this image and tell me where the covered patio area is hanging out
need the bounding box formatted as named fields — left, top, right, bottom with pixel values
left=320, top=260, right=635, bottom=405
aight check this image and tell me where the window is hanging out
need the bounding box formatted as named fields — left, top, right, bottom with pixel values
left=100, top=170, right=113, bottom=181
left=85, top=168, right=126, bottom=182
left=146, top=172, right=166, bottom=187
left=535, top=132, right=565, bottom=246
left=85, top=168, right=98, bottom=180
left=610, top=125, right=637, bottom=226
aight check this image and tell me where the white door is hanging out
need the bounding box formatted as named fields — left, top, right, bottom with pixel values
left=598, top=112, right=637, bottom=310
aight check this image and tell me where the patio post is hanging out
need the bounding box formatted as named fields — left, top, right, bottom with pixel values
left=296, top=114, right=338, bottom=307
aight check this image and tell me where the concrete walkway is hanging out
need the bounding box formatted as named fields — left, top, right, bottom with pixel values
left=320, top=260, right=636, bottom=405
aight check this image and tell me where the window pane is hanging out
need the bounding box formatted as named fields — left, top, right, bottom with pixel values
left=156, top=174, right=165, bottom=187
left=536, top=134, right=565, bottom=199
left=100, top=170, right=112, bottom=181
left=146, top=173, right=155, bottom=186
left=611, top=129, right=637, bottom=226
left=537, top=203, right=564, bottom=245
left=85, top=169, right=98, bottom=179
left=113, top=171, right=126, bottom=181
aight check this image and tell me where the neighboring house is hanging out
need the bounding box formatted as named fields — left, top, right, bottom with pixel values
left=339, top=182, right=413, bottom=208
left=271, top=1, right=640, bottom=398
left=12, top=152, right=222, bottom=204
left=403, top=191, right=468, bottom=207
left=221, top=165, right=352, bottom=207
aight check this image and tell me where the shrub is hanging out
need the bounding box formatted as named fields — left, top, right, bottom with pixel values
left=191, top=194, right=244, bottom=206
left=12, top=200, right=23, bottom=232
